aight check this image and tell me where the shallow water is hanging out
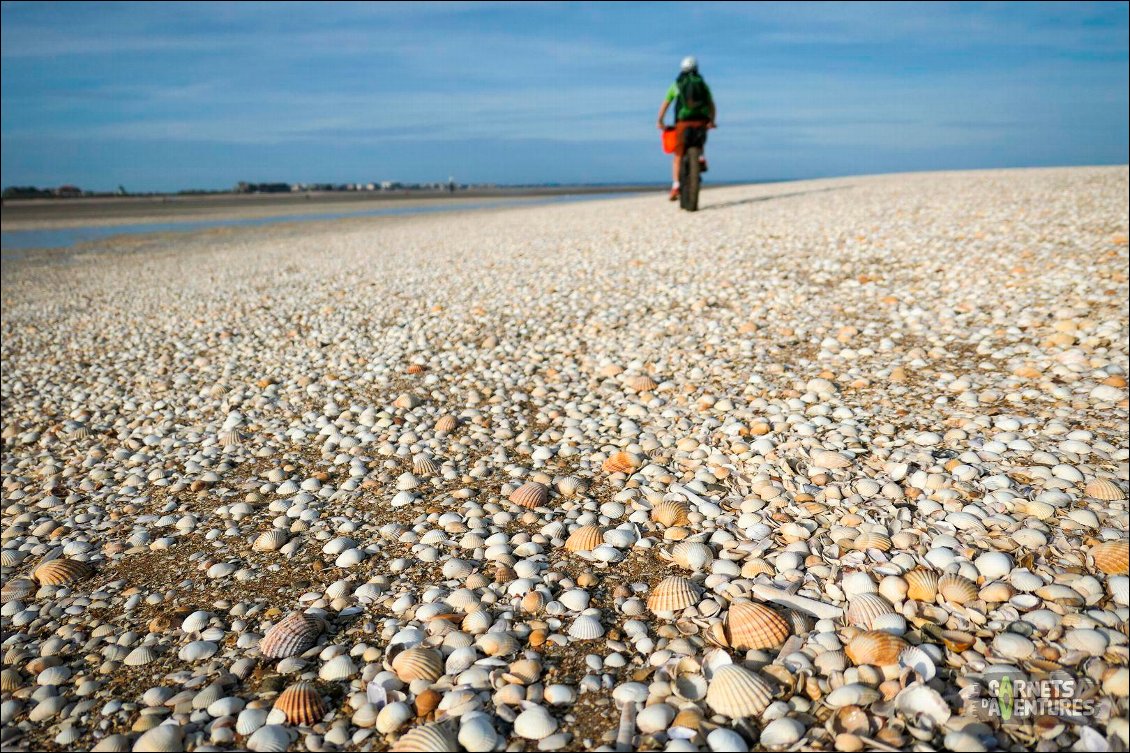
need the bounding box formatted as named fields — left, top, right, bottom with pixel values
left=0, top=192, right=634, bottom=256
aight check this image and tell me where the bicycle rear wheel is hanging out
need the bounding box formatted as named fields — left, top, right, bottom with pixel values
left=682, top=146, right=701, bottom=212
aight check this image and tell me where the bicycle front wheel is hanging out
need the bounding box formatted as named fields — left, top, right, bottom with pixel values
left=682, top=146, right=701, bottom=212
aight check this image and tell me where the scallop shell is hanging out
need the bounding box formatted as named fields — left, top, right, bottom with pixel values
left=237, top=708, right=270, bottom=736
left=520, top=590, right=547, bottom=613
left=319, top=654, right=357, bottom=682
left=124, top=646, right=159, bottom=667
left=937, top=573, right=978, bottom=605
left=845, top=593, right=897, bottom=630
left=513, top=705, right=559, bottom=740
left=705, top=664, right=775, bottom=718
left=274, top=681, right=326, bottom=726
left=845, top=631, right=908, bottom=666
left=647, top=576, right=701, bottom=614
left=1092, top=540, right=1129, bottom=575
left=726, top=600, right=790, bottom=650
left=253, top=529, right=290, bottom=552
left=852, top=532, right=892, bottom=552
left=568, top=615, right=605, bottom=640
left=406, top=363, right=425, bottom=375
left=565, top=525, right=604, bottom=553
left=626, top=375, right=658, bottom=392
left=391, top=646, right=443, bottom=682
left=458, top=715, right=499, bottom=752
left=905, top=569, right=940, bottom=602
left=898, top=645, right=936, bottom=682
left=90, top=734, right=132, bottom=752
left=1, top=577, right=36, bottom=602
left=218, top=430, right=243, bottom=447
left=435, top=415, right=458, bottom=433
left=393, top=393, right=420, bottom=410
left=1085, top=478, right=1125, bottom=501
left=133, top=724, right=185, bottom=751
left=32, top=558, right=93, bottom=586
left=811, top=449, right=852, bottom=469
left=509, top=482, right=549, bottom=509
left=413, top=455, right=439, bottom=476
left=259, top=612, right=323, bottom=658
left=391, top=722, right=459, bottom=752
left=602, top=451, right=642, bottom=474
left=478, top=632, right=521, bottom=656
left=247, top=724, right=293, bottom=752
left=651, top=500, right=691, bottom=527
left=556, top=475, right=587, bottom=497
left=671, top=542, right=714, bottom=571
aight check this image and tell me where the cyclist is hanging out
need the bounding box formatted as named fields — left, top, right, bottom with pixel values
left=657, top=56, right=716, bottom=201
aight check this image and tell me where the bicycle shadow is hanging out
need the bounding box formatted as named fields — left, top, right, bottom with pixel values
left=698, top=185, right=853, bottom=211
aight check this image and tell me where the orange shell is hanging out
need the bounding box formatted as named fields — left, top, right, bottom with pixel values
left=32, top=558, right=93, bottom=586
left=626, top=375, right=659, bottom=392
left=1093, top=540, right=1129, bottom=575
left=651, top=500, right=690, bottom=527
left=391, top=647, right=443, bottom=682
left=937, top=573, right=978, bottom=605
left=509, top=482, right=549, bottom=509
left=602, top=451, right=641, bottom=475
left=845, top=631, right=908, bottom=666
left=564, top=524, right=604, bottom=553
left=905, top=568, right=940, bottom=602
left=726, top=600, right=791, bottom=650
left=647, top=576, right=701, bottom=614
left=1085, top=479, right=1124, bottom=501
left=435, top=415, right=458, bottom=433
left=274, top=681, right=326, bottom=726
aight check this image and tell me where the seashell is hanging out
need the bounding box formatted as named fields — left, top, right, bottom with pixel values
left=133, top=723, right=185, bottom=752
left=647, top=576, right=701, bottom=614
left=179, top=640, right=218, bottom=661
left=651, top=499, right=690, bottom=527
left=1, top=577, right=36, bottom=602
left=894, top=684, right=950, bottom=728
left=237, top=708, right=269, bottom=736
left=705, top=664, right=775, bottom=718
left=852, top=532, right=892, bottom=552
left=253, top=529, right=290, bottom=552
left=841, top=571, right=878, bottom=598
left=556, top=475, right=586, bottom=498
left=726, top=600, right=790, bottom=650
left=811, top=449, right=852, bottom=469
left=274, top=681, right=326, bottom=726
left=603, top=451, right=642, bottom=474
left=671, top=542, right=714, bottom=571
left=520, top=590, right=547, bottom=614
left=90, top=734, right=132, bottom=752
left=905, top=569, right=939, bottom=602
left=1085, top=478, right=1125, bottom=500
left=391, top=646, right=443, bottom=682
left=218, top=430, right=243, bottom=447
left=565, top=524, right=604, bottom=553
left=124, top=646, right=159, bottom=667
left=181, top=610, right=211, bottom=633
left=826, top=684, right=882, bottom=708
left=259, top=612, right=323, bottom=658
left=319, top=654, right=357, bottom=682
left=435, top=415, right=458, bottom=433
left=568, top=615, right=605, bottom=640
left=413, top=455, right=439, bottom=476
left=1092, top=540, right=1129, bottom=575
left=393, top=393, right=420, bottom=410
left=1, top=669, right=22, bottom=692
left=937, top=573, right=978, bottom=605
left=458, top=715, right=499, bottom=752
left=814, top=650, right=848, bottom=674
left=391, top=722, right=459, bottom=752
left=513, top=705, right=559, bottom=740
left=898, top=646, right=936, bottom=681
left=845, top=631, right=908, bottom=666
left=509, top=482, right=549, bottom=509
left=247, top=724, right=293, bottom=752
left=846, top=593, right=897, bottom=630
left=32, top=558, right=93, bottom=586
left=505, top=659, right=543, bottom=685
left=377, top=702, right=415, bottom=734
left=626, top=375, right=658, bottom=392
left=478, top=632, right=521, bottom=656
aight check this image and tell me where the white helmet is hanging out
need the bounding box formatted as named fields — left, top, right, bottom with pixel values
left=680, top=56, right=698, bottom=72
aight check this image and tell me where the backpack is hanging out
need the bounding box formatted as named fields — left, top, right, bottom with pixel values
left=676, top=71, right=712, bottom=120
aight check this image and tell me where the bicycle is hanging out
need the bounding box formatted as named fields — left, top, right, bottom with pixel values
left=663, top=121, right=714, bottom=212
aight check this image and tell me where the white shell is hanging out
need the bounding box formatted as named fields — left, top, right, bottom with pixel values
left=247, top=724, right=293, bottom=752
left=132, top=723, right=185, bottom=752
left=458, top=714, right=499, bottom=752
left=568, top=615, right=605, bottom=640
left=376, top=702, right=414, bottom=734
left=178, top=641, right=218, bottom=662
left=513, top=704, right=558, bottom=740
left=559, top=589, right=591, bottom=612
left=236, top=708, right=269, bottom=736
left=319, top=654, right=357, bottom=681
left=898, top=646, right=936, bottom=682
left=181, top=610, right=212, bottom=633
left=894, top=684, right=951, bottom=727
left=124, top=646, right=159, bottom=666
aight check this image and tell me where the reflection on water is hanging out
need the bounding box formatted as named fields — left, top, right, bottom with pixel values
left=1, top=193, right=634, bottom=256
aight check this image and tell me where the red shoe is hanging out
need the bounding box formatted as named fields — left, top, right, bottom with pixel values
left=668, top=186, right=679, bottom=201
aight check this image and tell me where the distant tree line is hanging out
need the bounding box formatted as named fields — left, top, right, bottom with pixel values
left=2, top=186, right=58, bottom=199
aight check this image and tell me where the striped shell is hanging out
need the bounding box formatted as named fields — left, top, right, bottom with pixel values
left=520, top=590, right=547, bottom=613
left=259, top=612, right=323, bottom=658
left=852, top=532, right=892, bottom=552
left=218, top=430, right=243, bottom=447
left=568, top=615, right=605, bottom=640
left=69, top=426, right=92, bottom=441
left=124, top=646, right=159, bottom=666
left=274, top=681, right=326, bottom=726
left=90, top=734, right=132, bottom=752
left=32, top=558, right=93, bottom=586
left=651, top=499, right=691, bottom=527
left=247, top=724, right=292, bottom=752
left=391, top=723, right=459, bottom=752
left=406, top=363, right=425, bottom=375
left=705, top=664, right=775, bottom=718
left=478, top=632, right=522, bottom=656
left=671, top=542, right=714, bottom=571
left=393, top=393, right=420, bottom=410
left=556, top=475, right=586, bottom=498
left=392, top=646, right=443, bottom=682
left=726, top=600, right=790, bottom=650
left=1, top=669, right=22, bottom=692
left=845, top=631, right=908, bottom=666
left=509, top=482, right=549, bottom=509
left=937, top=573, right=978, bottom=605
left=811, top=449, right=852, bottom=469
left=132, top=724, right=185, bottom=752
left=905, top=568, right=940, bottom=601
left=565, top=525, right=604, bottom=553
left=319, top=654, right=357, bottom=682
left=253, top=529, right=290, bottom=552
left=237, top=708, right=270, bottom=736
left=513, top=705, right=558, bottom=740
left=413, top=455, right=439, bottom=476
left=647, top=576, right=701, bottom=614
left=1, top=577, right=36, bottom=602
left=626, top=375, right=659, bottom=392
left=845, top=593, right=897, bottom=630
left=1093, top=540, right=1129, bottom=575
left=1085, top=479, right=1125, bottom=501
left=602, top=451, right=641, bottom=474
left=435, top=415, right=458, bottom=433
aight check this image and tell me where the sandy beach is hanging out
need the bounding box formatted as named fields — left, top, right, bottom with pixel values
left=1, top=167, right=1128, bottom=752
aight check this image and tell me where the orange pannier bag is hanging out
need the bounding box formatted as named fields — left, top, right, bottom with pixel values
left=662, top=127, right=677, bottom=154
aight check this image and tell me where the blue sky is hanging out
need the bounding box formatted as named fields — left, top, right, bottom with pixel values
left=2, top=1, right=1127, bottom=191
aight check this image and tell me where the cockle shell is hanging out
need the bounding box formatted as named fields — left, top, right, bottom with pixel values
left=520, top=590, right=547, bottom=613
left=458, top=714, right=499, bottom=752
left=124, top=646, right=159, bottom=667
left=90, top=734, right=132, bottom=752
left=845, top=631, right=908, bottom=666
left=852, top=532, right=892, bottom=552
left=478, top=632, right=521, bottom=656
left=513, top=705, right=558, bottom=740
left=393, top=393, right=420, bottom=410
left=509, top=482, right=549, bottom=509
left=937, top=573, right=978, bottom=605
left=556, top=476, right=586, bottom=497
left=32, top=558, right=93, bottom=586
left=726, top=600, right=790, bottom=650
left=274, top=681, right=326, bottom=726
left=811, top=450, right=852, bottom=469
left=259, top=612, right=323, bottom=658
left=1092, top=540, right=1129, bottom=575
left=435, top=415, right=458, bottom=433
left=319, top=654, right=357, bottom=682
left=391, top=722, right=459, bottom=752
left=898, top=646, right=937, bottom=681
left=626, top=375, right=658, bottom=392
left=565, top=525, right=604, bottom=553
left=218, top=430, right=243, bottom=447
left=253, top=529, right=290, bottom=552
left=846, top=593, right=897, bottom=630
left=905, top=569, right=940, bottom=601
left=1085, top=478, right=1125, bottom=501
left=651, top=500, right=690, bottom=527
left=247, top=725, right=292, bottom=752
left=237, top=708, right=269, bottom=736
left=391, top=647, right=443, bottom=682
left=132, top=723, right=185, bottom=752
left=1, top=578, right=36, bottom=601
left=603, top=451, right=642, bottom=474
left=705, top=664, right=775, bottom=718
left=647, top=576, right=701, bottom=614
left=413, top=455, right=439, bottom=476
left=671, top=542, right=714, bottom=571
left=568, top=615, right=605, bottom=640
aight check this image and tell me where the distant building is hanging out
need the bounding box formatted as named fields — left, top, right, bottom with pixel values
left=55, top=185, right=82, bottom=198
